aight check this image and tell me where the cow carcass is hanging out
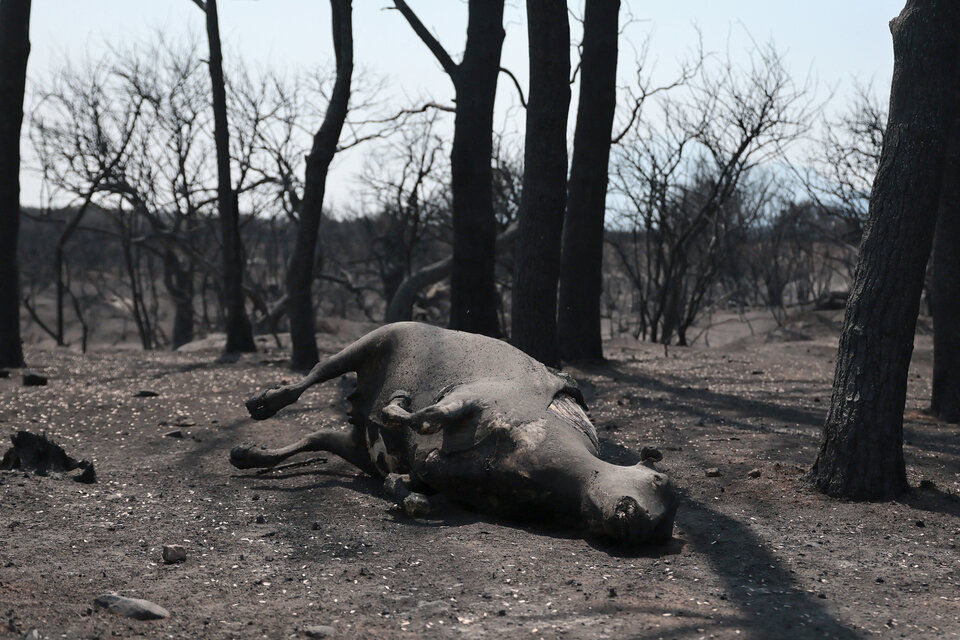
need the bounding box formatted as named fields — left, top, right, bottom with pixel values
left=231, top=322, right=678, bottom=545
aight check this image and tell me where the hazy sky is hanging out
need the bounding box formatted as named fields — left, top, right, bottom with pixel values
left=23, top=0, right=905, bottom=210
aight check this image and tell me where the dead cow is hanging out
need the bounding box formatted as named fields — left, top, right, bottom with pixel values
left=231, top=322, right=678, bottom=545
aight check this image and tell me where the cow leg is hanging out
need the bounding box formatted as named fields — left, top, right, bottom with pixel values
left=380, top=389, right=481, bottom=435
left=230, top=426, right=377, bottom=476
left=245, top=325, right=392, bottom=420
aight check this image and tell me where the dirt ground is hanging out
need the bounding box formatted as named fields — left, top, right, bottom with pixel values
left=1, top=314, right=959, bottom=639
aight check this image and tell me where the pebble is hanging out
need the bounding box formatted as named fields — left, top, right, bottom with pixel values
left=21, top=372, right=47, bottom=387
left=134, top=389, right=159, bottom=397
left=256, top=515, right=266, bottom=524
left=747, top=468, right=761, bottom=478
left=22, top=630, right=42, bottom=640
left=403, top=492, right=431, bottom=517
left=304, top=625, right=335, bottom=638
left=93, top=594, right=170, bottom=620
left=162, top=544, right=187, bottom=564
left=163, top=430, right=184, bottom=439
left=705, top=468, right=721, bottom=478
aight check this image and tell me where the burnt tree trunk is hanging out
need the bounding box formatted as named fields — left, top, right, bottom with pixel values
left=202, top=0, right=255, bottom=353
left=287, top=0, right=353, bottom=370
left=448, top=0, right=504, bottom=337
left=394, top=0, right=505, bottom=337
left=0, top=0, right=30, bottom=367
left=557, top=0, right=619, bottom=362
left=164, top=250, right=194, bottom=350
left=811, top=0, right=960, bottom=499
left=931, top=120, right=960, bottom=423
left=511, top=0, right=570, bottom=367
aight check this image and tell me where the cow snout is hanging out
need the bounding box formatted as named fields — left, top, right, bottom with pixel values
left=586, top=467, right=679, bottom=545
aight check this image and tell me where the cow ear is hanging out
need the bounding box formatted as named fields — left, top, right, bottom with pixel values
left=639, top=446, right=663, bottom=468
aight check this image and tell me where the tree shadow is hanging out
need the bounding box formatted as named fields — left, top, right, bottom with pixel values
left=679, top=496, right=863, bottom=639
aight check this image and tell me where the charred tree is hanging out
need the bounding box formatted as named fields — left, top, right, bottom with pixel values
left=394, top=0, right=505, bottom=337
left=811, top=0, right=960, bottom=499
left=197, top=0, right=255, bottom=353
left=0, top=0, right=30, bottom=368
left=287, top=0, right=353, bottom=370
left=558, top=0, right=619, bottom=362
left=511, top=0, right=570, bottom=366
left=931, top=121, right=960, bottom=423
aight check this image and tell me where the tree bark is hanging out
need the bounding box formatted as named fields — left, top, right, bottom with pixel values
left=287, top=0, right=353, bottom=370
left=394, top=0, right=505, bottom=337
left=202, top=0, right=255, bottom=353
left=931, top=119, right=960, bottom=423
left=0, top=0, right=30, bottom=368
left=558, top=0, right=619, bottom=362
left=163, top=250, right=194, bottom=350
left=511, top=0, right=570, bottom=366
left=811, top=0, right=960, bottom=499
left=448, top=0, right=505, bottom=337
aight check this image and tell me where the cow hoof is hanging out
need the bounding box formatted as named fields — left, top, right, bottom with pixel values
left=245, top=386, right=295, bottom=420
left=230, top=443, right=272, bottom=469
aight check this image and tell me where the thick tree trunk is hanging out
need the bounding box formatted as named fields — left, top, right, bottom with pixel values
left=287, top=0, right=353, bottom=370
left=511, top=0, right=570, bottom=367
left=448, top=0, right=505, bottom=337
left=811, top=0, right=960, bottom=499
left=203, top=0, right=255, bottom=353
left=931, top=120, right=960, bottom=423
left=163, top=250, right=194, bottom=350
left=394, top=0, right=505, bottom=337
left=558, top=0, right=619, bottom=362
left=0, top=0, right=30, bottom=368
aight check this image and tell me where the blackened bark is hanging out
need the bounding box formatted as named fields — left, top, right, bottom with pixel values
left=811, top=0, right=960, bottom=498
left=931, top=120, right=960, bottom=423
left=394, top=0, right=505, bottom=337
left=0, top=0, right=29, bottom=368
left=287, top=0, right=353, bottom=370
left=558, top=0, right=619, bottom=362
left=202, top=0, right=255, bottom=353
left=448, top=0, right=504, bottom=337
left=163, top=250, right=194, bottom=350
left=511, top=0, right=570, bottom=367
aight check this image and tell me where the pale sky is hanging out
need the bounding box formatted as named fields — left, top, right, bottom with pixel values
left=22, top=0, right=905, bottom=210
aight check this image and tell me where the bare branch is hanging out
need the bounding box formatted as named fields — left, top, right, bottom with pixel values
left=499, top=67, right=527, bottom=108
left=392, top=1, right=460, bottom=80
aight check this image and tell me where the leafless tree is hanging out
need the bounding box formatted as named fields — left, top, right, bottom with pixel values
left=610, top=40, right=813, bottom=345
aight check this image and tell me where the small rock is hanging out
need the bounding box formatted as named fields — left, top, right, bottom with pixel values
left=915, top=520, right=925, bottom=528
left=403, top=492, right=431, bottom=517
left=22, top=630, right=43, bottom=640
left=304, top=625, right=335, bottom=638
left=919, top=478, right=936, bottom=489
left=163, top=430, right=184, bottom=439
left=93, top=594, right=170, bottom=620
left=171, top=416, right=196, bottom=427
left=312, top=521, right=321, bottom=530
left=256, top=515, right=266, bottom=524
left=875, top=577, right=885, bottom=584
left=161, top=544, right=186, bottom=564
left=383, top=473, right=411, bottom=501
left=747, top=468, right=761, bottom=479
left=21, top=372, right=47, bottom=387
left=607, top=587, right=617, bottom=598
left=705, top=468, right=721, bottom=478
left=134, top=389, right=159, bottom=397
